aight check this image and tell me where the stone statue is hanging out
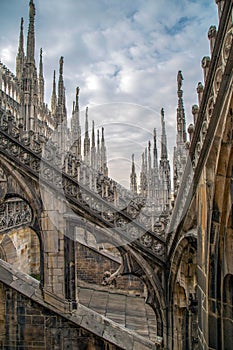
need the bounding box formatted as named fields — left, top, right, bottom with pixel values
left=177, top=70, right=183, bottom=90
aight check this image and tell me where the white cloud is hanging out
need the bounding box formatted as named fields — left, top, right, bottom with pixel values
left=0, top=0, right=219, bottom=188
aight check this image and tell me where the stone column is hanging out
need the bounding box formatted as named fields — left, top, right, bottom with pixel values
left=64, top=221, right=78, bottom=309
left=39, top=186, right=73, bottom=312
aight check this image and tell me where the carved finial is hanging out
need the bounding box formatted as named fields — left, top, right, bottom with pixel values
left=85, top=107, right=89, bottom=132
left=26, top=0, right=36, bottom=63
left=201, top=56, right=211, bottom=81
left=208, top=25, right=217, bottom=39
left=21, top=17, right=24, bottom=31
left=161, top=108, right=168, bottom=160
left=92, top=120, right=95, bottom=147
left=19, top=17, right=24, bottom=52
left=161, top=107, right=165, bottom=117
left=196, top=82, right=204, bottom=105
left=39, top=48, right=43, bottom=75
left=16, top=17, right=25, bottom=79
left=84, top=107, right=90, bottom=163
left=38, top=48, right=44, bottom=104
left=192, top=104, right=199, bottom=124
left=59, top=56, right=64, bottom=76
left=208, top=25, right=217, bottom=54
left=176, top=70, right=187, bottom=144
left=51, top=70, right=57, bottom=115
left=188, top=123, right=194, bottom=142
left=75, top=86, right=80, bottom=112
left=130, top=153, right=137, bottom=193
left=153, top=128, right=158, bottom=170
left=196, top=81, right=204, bottom=93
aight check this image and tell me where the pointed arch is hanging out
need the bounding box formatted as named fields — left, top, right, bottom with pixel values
left=0, top=234, right=17, bottom=265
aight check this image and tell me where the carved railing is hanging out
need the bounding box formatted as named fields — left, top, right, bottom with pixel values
left=167, top=1, right=233, bottom=251
left=63, top=151, right=169, bottom=236
left=0, top=111, right=166, bottom=264
left=0, top=90, right=21, bottom=119
left=0, top=198, right=32, bottom=232
left=0, top=62, right=21, bottom=104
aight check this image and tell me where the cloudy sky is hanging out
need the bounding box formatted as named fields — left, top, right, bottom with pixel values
left=0, top=0, right=218, bottom=188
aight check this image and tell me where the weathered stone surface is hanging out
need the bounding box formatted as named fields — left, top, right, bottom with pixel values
left=0, top=0, right=232, bottom=349
left=0, top=260, right=157, bottom=349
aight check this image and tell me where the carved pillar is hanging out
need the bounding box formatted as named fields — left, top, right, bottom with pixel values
left=39, top=200, right=72, bottom=312
left=64, top=221, right=78, bottom=309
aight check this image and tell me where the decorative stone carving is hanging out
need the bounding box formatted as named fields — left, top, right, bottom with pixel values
left=196, top=82, right=204, bottom=105
left=188, top=124, right=194, bottom=142
left=0, top=167, right=7, bottom=202
left=192, top=105, right=199, bottom=124
left=222, top=28, right=233, bottom=64
left=215, top=0, right=224, bottom=19
left=201, top=122, right=208, bottom=143
left=0, top=109, right=167, bottom=262
left=0, top=198, right=32, bottom=232
left=140, top=233, right=153, bottom=248
left=201, top=56, right=211, bottom=82
left=102, top=270, right=117, bottom=288
left=208, top=25, right=217, bottom=54
left=207, top=95, right=214, bottom=121
left=214, top=67, right=223, bottom=98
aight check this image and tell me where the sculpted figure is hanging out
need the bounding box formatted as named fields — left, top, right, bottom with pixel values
left=177, top=70, right=183, bottom=90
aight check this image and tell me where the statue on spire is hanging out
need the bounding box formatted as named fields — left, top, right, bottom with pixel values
left=177, top=70, right=183, bottom=90
left=59, top=56, right=64, bottom=76
left=20, top=17, right=24, bottom=34
left=130, top=154, right=137, bottom=194
left=29, top=0, right=36, bottom=19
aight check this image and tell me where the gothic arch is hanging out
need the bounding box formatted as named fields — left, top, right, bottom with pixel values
left=0, top=234, right=17, bottom=265
left=0, top=228, right=40, bottom=278
left=0, top=156, right=41, bottom=229
left=69, top=218, right=166, bottom=340
left=222, top=274, right=233, bottom=350
left=168, top=231, right=198, bottom=350
left=0, top=245, right=6, bottom=260
left=0, top=156, right=44, bottom=283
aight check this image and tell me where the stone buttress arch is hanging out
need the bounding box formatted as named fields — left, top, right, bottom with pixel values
left=168, top=231, right=198, bottom=350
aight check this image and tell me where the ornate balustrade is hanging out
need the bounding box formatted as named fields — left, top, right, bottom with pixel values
left=0, top=198, right=32, bottom=233
left=0, top=110, right=166, bottom=264
left=167, top=2, right=233, bottom=252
